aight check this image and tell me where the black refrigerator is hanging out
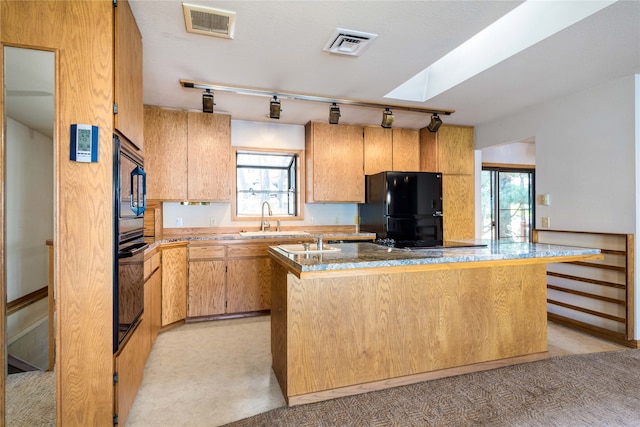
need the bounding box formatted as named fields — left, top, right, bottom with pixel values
left=359, top=171, right=443, bottom=247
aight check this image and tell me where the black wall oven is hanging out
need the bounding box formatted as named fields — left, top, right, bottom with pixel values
left=113, top=134, right=147, bottom=353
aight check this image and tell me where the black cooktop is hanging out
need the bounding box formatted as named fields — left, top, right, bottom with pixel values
left=375, top=239, right=487, bottom=250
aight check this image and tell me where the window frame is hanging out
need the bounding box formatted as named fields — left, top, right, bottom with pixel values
left=481, top=163, right=535, bottom=242
left=232, top=147, right=305, bottom=221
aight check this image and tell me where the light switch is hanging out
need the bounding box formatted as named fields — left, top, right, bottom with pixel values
left=542, top=194, right=551, bottom=206
left=541, top=216, right=550, bottom=228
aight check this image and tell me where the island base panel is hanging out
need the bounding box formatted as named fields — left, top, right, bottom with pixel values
left=272, top=262, right=548, bottom=403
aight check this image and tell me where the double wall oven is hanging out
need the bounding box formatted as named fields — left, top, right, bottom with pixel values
left=113, top=134, right=147, bottom=352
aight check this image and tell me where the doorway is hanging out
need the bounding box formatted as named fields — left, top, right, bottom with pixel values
left=3, top=45, right=56, bottom=424
left=481, top=166, right=535, bottom=241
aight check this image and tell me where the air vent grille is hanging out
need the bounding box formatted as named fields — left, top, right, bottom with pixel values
left=183, top=3, right=236, bottom=39
left=323, top=28, right=378, bottom=57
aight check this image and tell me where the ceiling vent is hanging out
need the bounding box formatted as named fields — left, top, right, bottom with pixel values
left=183, top=3, right=236, bottom=39
left=322, top=28, right=378, bottom=57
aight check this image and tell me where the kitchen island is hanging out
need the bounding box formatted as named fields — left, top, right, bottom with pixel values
left=268, top=241, right=602, bottom=406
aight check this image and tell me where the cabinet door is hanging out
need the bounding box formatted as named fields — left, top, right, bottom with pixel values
left=146, top=267, right=161, bottom=346
left=188, top=260, right=226, bottom=317
left=114, top=0, right=143, bottom=149
left=144, top=106, right=188, bottom=200
left=306, top=122, right=364, bottom=203
left=436, top=125, right=474, bottom=175
left=442, top=174, right=475, bottom=240
left=114, top=321, right=148, bottom=427
left=187, top=112, right=231, bottom=201
left=392, top=128, right=420, bottom=172
left=226, top=257, right=271, bottom=313
left=161, top=246, right=187, bottom=326
left=363, top=126, right=392, bottom=175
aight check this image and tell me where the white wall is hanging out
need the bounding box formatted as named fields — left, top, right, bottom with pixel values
left=163, top=119, right=358, bottom=228
left=476, top=73, right=638, bottom=338
left=476, top=74, right=636, bottom=234
left=6, top=117, right=53, bottom=341
left=481, top=141, right=536, bottom=165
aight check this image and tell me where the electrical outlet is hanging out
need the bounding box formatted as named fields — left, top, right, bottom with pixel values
left=310, top=216, right=314, bottom=224
left=541, top=216, right=550, bottom=228
left=176, top=217, right=183, bottom=227
left=354, top=215, right=359, bottom=224
left=210, top=217, right=216, bottom=226
left=335, top=216, right=339, bottom=224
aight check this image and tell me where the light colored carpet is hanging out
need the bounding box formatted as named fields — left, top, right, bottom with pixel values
left=6, top=370, right=55, bottom=427
left=225, top=348, right=640, bottom=427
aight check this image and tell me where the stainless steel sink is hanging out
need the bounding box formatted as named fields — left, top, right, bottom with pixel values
left=276, top=244, right=341, bottom=254
left=238, top=231, right=310, bottom=237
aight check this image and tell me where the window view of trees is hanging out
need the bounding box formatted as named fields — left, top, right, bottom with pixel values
left=481, top=168, right=534, bottom=242
left=236, top=151, right=297, bottom=216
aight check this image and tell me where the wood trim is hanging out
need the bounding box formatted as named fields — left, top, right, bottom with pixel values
left=548, top=314, right=639, bottom=348
left=547, top=284, right=625, bottom=305
left=288, top=352, right=549, bottom=406
left=271, top=253, right=604, bottom=280
left=7, top=286, right=48, bottom=316
left=547, top=271, right=625, bottom=289
left=547, top=298, right=626, bottom=323
left=569, top=260, right=625, bottom=272
left=47, top=241, right=54, bottom=371
left=482, top=162, right=535, bottom=170
left=533, top=229, right=635, bottom=342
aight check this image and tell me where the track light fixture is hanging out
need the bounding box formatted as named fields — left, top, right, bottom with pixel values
left=328, top=103, right=341, bottom=124
left=427, top=113, right=443, bottom=132
left=202, top=89, right=214, bottom=113
left=269, top=95, right=281, bottom=119
left=381, top=108, right=394, bottom=128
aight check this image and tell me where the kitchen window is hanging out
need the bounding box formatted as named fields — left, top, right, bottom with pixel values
left=234, top=149, right=304, bottom=220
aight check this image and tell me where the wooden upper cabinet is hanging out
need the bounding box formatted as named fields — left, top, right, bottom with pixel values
left=114, top=0, right=144, bottom=149
left=392, top=128, right=420, bottom=172
left=419, top=125, right=474, bottom=174
left=144, top=106, right=188, bottom=200
left=363, top=126, right=392, bottom=175
left=187, top=112, right=231, bottom=201
left=437, top=125, right=474, bottom=175
left=419, top=128, right=438, bottom=172
left=305, top=122, right=364, bottom=203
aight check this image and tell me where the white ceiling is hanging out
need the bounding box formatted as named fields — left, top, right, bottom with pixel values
left=130, top=0, right=640, bottom=130
left=4, top=1, right=640, bottom=137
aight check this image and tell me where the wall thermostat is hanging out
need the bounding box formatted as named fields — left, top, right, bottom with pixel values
left=70, top=124, right=98, bottom=162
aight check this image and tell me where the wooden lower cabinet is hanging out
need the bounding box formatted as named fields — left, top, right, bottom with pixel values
left=161, top=244, right=188, bottom=326
left=185, top=240, right=312, bottom=318
left=227, top=257, right=271, bottom=313
left=188, top=259, right=226, bottom=316
left=114, top=321, right=148, bottom=426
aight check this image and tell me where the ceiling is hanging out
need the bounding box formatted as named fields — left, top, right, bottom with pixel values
left=4, top=1, right=640, bottom=137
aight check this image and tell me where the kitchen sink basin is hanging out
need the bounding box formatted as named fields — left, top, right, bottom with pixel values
left=239, top=231, right=310, bottom=237
left=276, top=244, right=341, bottom=254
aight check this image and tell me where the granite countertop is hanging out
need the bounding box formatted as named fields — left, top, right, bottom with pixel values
left=145, top=232, right=376, bottom=252
left=268, top=240, right=602, bottom=273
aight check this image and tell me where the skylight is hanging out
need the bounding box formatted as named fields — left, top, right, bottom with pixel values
left=385, top=0, right=618, bottom=103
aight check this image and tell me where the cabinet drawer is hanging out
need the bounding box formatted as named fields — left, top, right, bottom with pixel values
left=189, top=245, right=225, bottom=260
left=226, top=244, right=269, bottom=258
left=144, top=251, right=161, bottom=280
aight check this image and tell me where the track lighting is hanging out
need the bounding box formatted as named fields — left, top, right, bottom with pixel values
left=328, top=103, right=340, bottom=124
left=269, top=96, right=281, bottom=119
left=202, top=89, right=214, bottom=113
left=381, top=108, right=394, bottom=128
left=427, top=113, right=442, bottom=132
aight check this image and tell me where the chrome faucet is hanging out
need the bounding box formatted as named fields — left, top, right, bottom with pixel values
left=261, top=201, right=272, bottom=231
